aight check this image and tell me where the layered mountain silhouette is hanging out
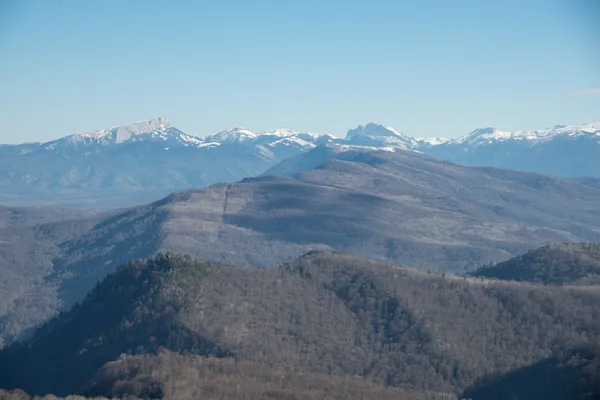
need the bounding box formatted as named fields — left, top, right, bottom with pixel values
left=0, top=118, right=334, bottom=208
left=1, top=118, right=598, bottom=208
left=424, top=121, right=600, bottom=177
left=2, top=147, right=600, bottom=347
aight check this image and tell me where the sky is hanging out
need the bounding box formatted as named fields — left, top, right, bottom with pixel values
left=0, top=0, right=599, bottom=143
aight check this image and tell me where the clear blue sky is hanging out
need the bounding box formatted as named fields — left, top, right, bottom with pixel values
left=1, top=0, right=599, bottom=143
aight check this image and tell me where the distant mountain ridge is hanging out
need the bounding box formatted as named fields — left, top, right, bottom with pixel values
left=1, top=117, right=599, bottom=208
left=421, top=120, right=600, bottom=177
left=6, top=117, right=599, bottom=155
left=0, top=118, right=336, bottom=208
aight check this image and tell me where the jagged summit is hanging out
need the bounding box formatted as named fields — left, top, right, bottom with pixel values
left=40, top=116, right=189, bottom=149
left=73, top=116, right=170, bottom=142
left=346, top=123, right=400, bottom=139
left=345, top=123, right=419, bottom=148
left=111, top=116, right=171, bottom=143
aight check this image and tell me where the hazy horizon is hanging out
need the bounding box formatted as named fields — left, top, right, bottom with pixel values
left=1, top=0, right=599, bottom=143
left=3, top=115, right=600, bottom=145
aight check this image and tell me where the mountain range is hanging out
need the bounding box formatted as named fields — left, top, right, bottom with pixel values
left=423, top=121, right=600, bottom=178
left=3, top=146, right=600, bottom=348
left=1, top=118, right=599, bottom=208
left=2, top=117, right=600, bottom=400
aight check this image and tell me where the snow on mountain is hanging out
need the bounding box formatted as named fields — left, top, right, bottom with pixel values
left=41, top=117, right=206, bottom=150
left=422, top=120, right=600, bottom=178
left=449, top=120, right=600, bottom=147
left=205, top=126, right=257, bottom=143
left=0, top=116, right=599, bottom=209
left=204, top=126, right=334, bottom=152
left=262, top=127, right=298, bottom=137
left=345, top=123, right=419, bottom=148
left=416, top=137, right=451, bottom=146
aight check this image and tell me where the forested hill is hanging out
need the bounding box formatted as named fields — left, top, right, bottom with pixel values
left=0, top=252, right=599, bottom=400
left=5, top=147, right=600, bottom=349
left=471, top=243, right=600, bottom=285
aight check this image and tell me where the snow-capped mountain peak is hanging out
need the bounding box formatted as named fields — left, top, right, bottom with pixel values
left=43, top=117, right=192, bottom=150
left=206, top=126, right=257, bottom=143
left=416, top=137, right=451, bottom=146
left=453, top=127, right=508, bottom=145
left=262, top=127, right=298, bottom=137
left=346, top=123, right=398, bottom=139
left=575, top=120, right=600, bottom=133
left=112, top=116, right=171, bottom=144
left=450, top=120, right=600, bottom=147
left=345, top=123, right=419, bottom=148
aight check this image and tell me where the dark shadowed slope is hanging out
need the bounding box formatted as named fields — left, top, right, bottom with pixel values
left=0, top=350, right=430, bottom=400
left=463, top=344, right=600, bottom=400
left=85, top=350, right=428, bottom=400
left=472, top=243, right=600, bottom=285
left=0, top=206, right=103, bottom=348
left=1, top=253, right=598, bottom=398
left=261, top=144, right=345, bottom=177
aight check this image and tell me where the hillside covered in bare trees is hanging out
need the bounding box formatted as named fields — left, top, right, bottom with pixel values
left=1, top=252, right=598, bottom=400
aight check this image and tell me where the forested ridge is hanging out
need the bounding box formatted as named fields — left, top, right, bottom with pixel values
left=0, top=252, right=598, bottom=399
left=5, top=147, right=600, bottom=349
left=472, top=242, right=600, bottom=285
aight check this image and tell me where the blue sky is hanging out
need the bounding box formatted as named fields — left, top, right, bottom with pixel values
left=1, top=0, right=599, bottom=143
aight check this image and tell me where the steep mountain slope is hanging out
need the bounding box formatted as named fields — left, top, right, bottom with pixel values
left=0, top=206, right=103, bottom=348
left=422, top=121, right=600, bottom=177
left=0, top=118, right=333, bottom=209
left=4, top=147, right=600, bottom=347
left=1, top=253, right=598, bottom=398
left=471, top=243, right=600, bottom=285
left=261, top=144, right=345, bottom=177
